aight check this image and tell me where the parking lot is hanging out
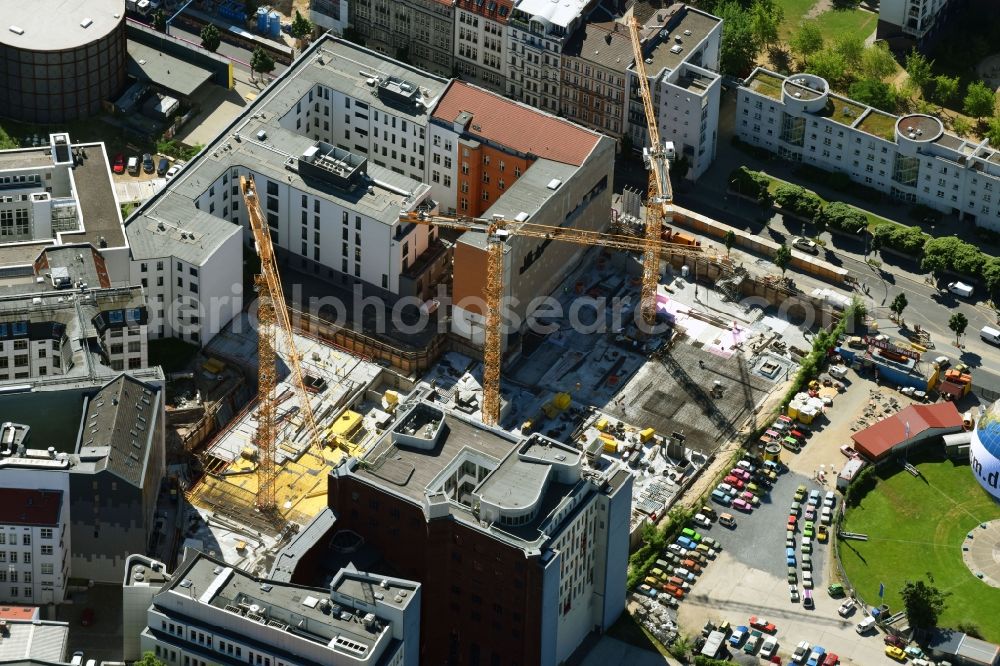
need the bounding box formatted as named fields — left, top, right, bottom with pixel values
left=53, top=584, right=125, bottom=662
left=677, top=463, right=888, bottom=665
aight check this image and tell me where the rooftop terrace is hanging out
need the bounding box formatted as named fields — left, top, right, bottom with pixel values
left=858, top=110, right=899, bottom=141
left=747, top=70, right=784, bottom=100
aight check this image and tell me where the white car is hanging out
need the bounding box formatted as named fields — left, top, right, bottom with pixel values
left=823, top=491, right=836, bottom=508
left=760, top=636, right=778, bottom=659
left=793, top=640, right=811, bottom=662
left=838, top=599, right=856, bottom=617
left=792, top=236, right=819, bottom=254
left=165, top=165, right=181, bottom=180
left=802, top=570, right=814, bottom=589
left=789, top=585, right=800, bottom=602
left=692, top=513, right=712, bottom=529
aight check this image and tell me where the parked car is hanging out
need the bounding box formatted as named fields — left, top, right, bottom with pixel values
left=165, top=164, right=181, bottom=180
left=803, top=521, right=815, bottom=538
left=884, top=635, right=906, bottom=649
left=711, top=488, right=732, bottom=505
left=822, top=653, right=839, bottom=666
left=802, top=571, right=814, bottom=589
left=142, top=153, right=154, bottom=173
left=692, top=513, right=712, bottom=528
left=669, top=542, right=690, bottom=555
left=828, top=583, right=846, bottom=597
left=794, top=485, right=807, bottom=502
left=695, top=543, right=716, bottom=559
left=817, top=524, right=829, bottom=543
left=792, top=641, right=811, bottom=663
left=793, top=236, right=819, bottom=254
left=740, top=491, right=760, bottom=506
left=724, top=475, right=745, bottom=490
left=801, top=553, right=812, bottom=571
left=840, top=444, right=860, bottom=459
left=807, top=489, right=821, bottom=506
left=802, top=540, right=812, bottom=554
left=803, top=589, right=814, bottom=609
left=79, top=608, right=95, bottom=626
left=730, top=468, right=751, bottom=481
left=749, top=616, right=776, bottom=633
left=663, top=583, right=685, bottom=598
left=789, top=585, right=799, bottom=602
left=680, top=528, right=702, bottom=542
left=804, top=506, right=816, bottom=522
left=701, top=536, right=721, bottom=550
left=790, top=501, right=801, bottom=515
left=838, top=599, right=856, bottom=617
left=948, top=281, right=973, bottom=298
left=156, top=156, right=170, bottom=176
left=744, top=629, right=763, bottom=654
left=821, top=507, right=833, bottom=525
left=718, top=483, right=737, bottom=496
left=112, top=153, right=125, bottom=174
left=729, top=625, right=749, bottom=647
left=733, top=498, right=752, bottom=512
left=785, top=547, right=797, bottom=566
left=806, top=646, right=826, bottom=666
left=761, top=635, right=779, bottom=660
left=127, top=156, right=139, bottom=175
left=719, top=512, right=736, bottom=528
left=700, top=505, right=717, bottom=520
left=885, top=645, right=906, bottom=661
left=824, top=491, right=837, bottom=508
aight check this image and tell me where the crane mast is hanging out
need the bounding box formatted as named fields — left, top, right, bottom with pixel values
left=628, top=16, right=674, bottom=326
left=241, top=175, right=325, bottom=512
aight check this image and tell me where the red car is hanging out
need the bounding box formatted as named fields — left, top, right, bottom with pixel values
left=822, top=653, right=839, bottom=665
left=79, top=607, right=94, bottom=626
left=111, top=153, right=125, bottom=174
left=884, top=634, right=905, bottom=648
left=723, top=475, right=745, bottom=490
left=749, top=616, right=776, bottom=633
left=840, top=444, right=859, bottom=459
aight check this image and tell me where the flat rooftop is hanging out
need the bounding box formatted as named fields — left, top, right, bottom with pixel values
left=127, top=40, right=213, bottom=97
left=857, top=110, right=898, bottom=141
left=640, top=5, right=720, bottom=76
left=514, top=0, right=590, bottom=28
left=0, top=0, right=123, bottom=50
left=784, top=79, right=824, bottom=101
left=0, top=620, right=68, bottom=662
left=746, top=69, right=784, bottom=100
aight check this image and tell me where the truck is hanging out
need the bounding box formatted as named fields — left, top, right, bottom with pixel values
left=982, top=326, right=1000, bottom=345
left=701, top=630, right=726, bottom=658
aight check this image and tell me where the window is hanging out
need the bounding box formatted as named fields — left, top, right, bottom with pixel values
left=40, top=528, right=52, bottom=539
left=40, top=545, right=52, bottom=556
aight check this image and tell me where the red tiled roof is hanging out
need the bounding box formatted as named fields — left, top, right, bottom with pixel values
left=456, top=0, right=513, bottom=21
left=851, top=402, right=963, bottom=460
left=431, top=81, right=601, bottom=166
left=0, top=606, right=38, bottom=621
left=0, top=489, right=61, bottom=527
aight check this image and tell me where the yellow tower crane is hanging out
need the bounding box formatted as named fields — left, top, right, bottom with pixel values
left=241, top=175, right=325, bottom=512
left=399, top=211, right=705, bottom=426
left=628, top=15, right=675, bottom=325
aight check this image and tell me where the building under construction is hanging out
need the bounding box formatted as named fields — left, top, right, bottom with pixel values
left=186, top=314, right=390, bottom=536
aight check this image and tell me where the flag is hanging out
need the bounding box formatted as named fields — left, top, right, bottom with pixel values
left=904, top=421, right=911, bottom=439
left=879, top=582, right=885, bottom=598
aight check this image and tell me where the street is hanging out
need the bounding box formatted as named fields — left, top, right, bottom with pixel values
left=165, top=21, right=289, bottom=79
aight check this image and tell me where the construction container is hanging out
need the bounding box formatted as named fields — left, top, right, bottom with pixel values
left=763, top=442, right=782, bottom=462
left=553, top=392, right=571, bottom=410
left=595, top=418, right=609, bottom=432
left=640, top=427, right=655, bottom=443
left=786, top=402, right=801, bottom=420
left=268, top=11, right=281, bottom=38
left=256, top=6, right=269, bottom=32
left=603, top=440, right=619, bottom=454
left=384, top=390, right=399, bottom=406
left=797, top=408, right=817, bottom=424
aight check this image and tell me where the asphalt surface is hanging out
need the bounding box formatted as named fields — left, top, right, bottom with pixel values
left=166, top=21, right=290, bottom=78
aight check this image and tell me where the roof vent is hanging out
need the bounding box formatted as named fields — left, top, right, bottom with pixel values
left=256, top=130, right=267, bottom=141
left=8, top=26, right=24, bottom=35
left=81, top=18, right=93, bottom=28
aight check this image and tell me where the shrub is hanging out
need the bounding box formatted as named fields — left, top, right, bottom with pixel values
left=729, top=166, right=773, bottom=205
left=773, top=183, right=824, bottom=219
left=814, top=201, right=867, bottom=234
left=872, top=223, right=928, bottom=256
left=921, top=235, right=986, bottom=276
left=845, top=465, right=877, bottom=506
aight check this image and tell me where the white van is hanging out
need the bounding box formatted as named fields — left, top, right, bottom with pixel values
left=856, top=616, right=877, bottom=634
left=70, top=653, right=84, bottom=666
left=948, top=281, right=974, bottom=298
left=126, top=156, right=139, bottom=175
left=981, top=326, right=1000, bottom=345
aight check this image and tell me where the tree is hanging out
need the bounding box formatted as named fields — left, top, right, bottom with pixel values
left=984, top=257, right=1000, bottom=297
left=814, top=201, right=868, bottom=233
left=890, top=293, right=908, bottom=320
left=729, top=166, right=773, bottom=204
left=774, top=244, right=792, bottom=275
left=773, top=183, right=823, bottom=218
left=200, top=23, right=221, bottom=52
left=922, top=235, right=985, bottom=275
left=900, top=579, right=949, bottom=631
left=724, top=230, right=737, bottom=257
left=153, top=8, right=166, bottom=31
left=290, top=10, right=312, bottom=39
left=717, top=1, right=760, bottom=76
left=953, top=116, right=972, bottom=136
left=849, top=79, right=900, bottom=113
left=808, top=49, right=848, bottom=86
left=949, top=312, right=969, bottom=346
left=964, top=81, right=997, bottom=122
left=834, top=35, right=864, bottom=69
left=250, top=46, right=275, bottom=82
left=985, top=115, right=1000, bottom=145
left=932, top=75, right=960, bottom=106
left=791, top=22, right=824, bottom=63
left=749, top=0, right=782, bottom=50
left=905, top=49, right=934, bottom=93
left=135, top=652, right=167, bottom=666
left=860, top=42, right=898, bottom=82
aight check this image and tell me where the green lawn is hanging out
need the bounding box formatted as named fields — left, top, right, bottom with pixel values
left=840, top=458, right=1000, bottom=641
left=778, top=0, right=879, bottom=44
left=762, top=172, right=897, bottom=229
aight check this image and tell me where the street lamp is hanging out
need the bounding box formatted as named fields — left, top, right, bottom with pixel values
left=730, top=179, right=742, bottom=210
left=857, top=227, right=868, bottom=257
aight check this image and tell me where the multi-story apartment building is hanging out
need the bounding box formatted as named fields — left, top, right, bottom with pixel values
left=0, top=488, right=69, bottom=605
left=560, top=21, right=632, bottom=139
left=324, top=385, right=632, bottom=666
left=626, top=4, right=722, bottom=180
left=454, top=0, right=513, bottom=93
left=877, top=0, right=956, bottom=49
left=310, top=0, right=349, bottom=34
left=131, top=37, right=453, bottom=307
left=0, top=370, right=165, bottom=584
left=737, top=68, right=1000, bottom=230
left=350, top=0, right=455, bottom=78
left=426, top=80, right=615, bottom=346
left=506, top=0, right=598, bottom=111
left=127, top=551, right=421, bottom=666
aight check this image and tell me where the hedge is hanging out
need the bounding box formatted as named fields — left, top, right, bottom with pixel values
left=773, top=183, right=823, bottom=219
left=781, top=300, right=864, bottom=407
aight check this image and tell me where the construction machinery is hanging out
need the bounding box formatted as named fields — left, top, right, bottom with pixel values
left=628, top=15, right=675, bottom=325
left=399, top=211, right=705, bottom=426
left=241, top=175, right=324, bottom=512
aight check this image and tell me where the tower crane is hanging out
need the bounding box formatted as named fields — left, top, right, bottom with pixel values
left=399, top=211, right=706, bottom=426
left=241, top=175, right=325, bottom=512
left=628, top=15, right=675, bottom=325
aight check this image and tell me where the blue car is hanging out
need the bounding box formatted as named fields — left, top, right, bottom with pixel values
left=806, top=646, right=826, bottom=666
left=729, top=625, right=748, bottom=647
left=711, top=489, right=732, bottom=505
left=676, top=536, right=697, bottom=550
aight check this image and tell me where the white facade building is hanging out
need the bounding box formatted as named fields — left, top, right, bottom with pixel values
left=0, top=485, right=69, bottom=606
left=309, top=0, right=348, bottom=34
left=736, top=68, right=1000, bottom=231
left=133, top=551, right=421, bottom=666
left=877, top=0, right=954, bottom=43
left=454, top=0, right=512, bottom=93
left=626, top=5, right=722, bottom=180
